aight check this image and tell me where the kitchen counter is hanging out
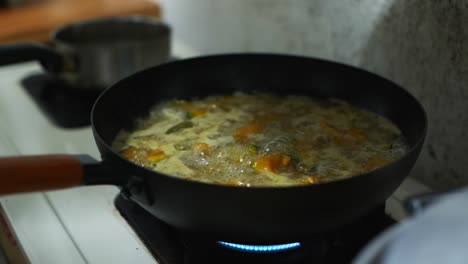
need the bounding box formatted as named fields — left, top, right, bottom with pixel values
left=0, top=0, right=160, bottom=43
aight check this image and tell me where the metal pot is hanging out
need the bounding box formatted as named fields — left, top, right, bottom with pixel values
left=0, top=16, right=171, bottom=90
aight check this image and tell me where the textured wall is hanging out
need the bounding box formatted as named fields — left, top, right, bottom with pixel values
left=160, top=0, right=468, bottom=190
left=159, top=0, right=388, bottom=60
left=359, top=0, right=468, bottom=190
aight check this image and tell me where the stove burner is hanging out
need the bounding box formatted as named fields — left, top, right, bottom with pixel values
left=114, top=193, right=395, bottom=264
left=217, top=241, right=301, bottom=253
left=21, top=73, right=102, bottom=128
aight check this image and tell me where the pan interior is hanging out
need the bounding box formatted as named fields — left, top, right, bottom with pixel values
left=92, top=54, right=427, bottom=163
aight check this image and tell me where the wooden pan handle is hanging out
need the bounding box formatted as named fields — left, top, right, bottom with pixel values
left=0, top=155, right=84, bottom=195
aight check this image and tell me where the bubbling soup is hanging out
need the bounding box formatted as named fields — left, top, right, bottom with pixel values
left=113, top=93, right=407, bottom=187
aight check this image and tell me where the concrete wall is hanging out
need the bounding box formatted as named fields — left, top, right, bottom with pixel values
left=159, top=0, right=468, bottom=191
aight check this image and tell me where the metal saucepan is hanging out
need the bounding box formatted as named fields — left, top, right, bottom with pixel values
left=0, top=16, right=171, bottom=90
left=0, top=54, right=427, bottom=243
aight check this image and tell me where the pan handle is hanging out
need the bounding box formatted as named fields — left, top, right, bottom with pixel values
left=0, top=43, right=64, bottom=73
left=0, top=154, right=116, bottom=196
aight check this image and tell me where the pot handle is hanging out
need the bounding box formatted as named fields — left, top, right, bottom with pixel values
left=0, top=154, right=116, bottom=195
left=0, top=43, right=64, bottom=73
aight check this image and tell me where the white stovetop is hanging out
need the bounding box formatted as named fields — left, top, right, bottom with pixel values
left=0, top=43, right=430, bottom=264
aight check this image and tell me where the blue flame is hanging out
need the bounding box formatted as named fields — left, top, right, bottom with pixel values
left=217, top=241, right=301, bottom=253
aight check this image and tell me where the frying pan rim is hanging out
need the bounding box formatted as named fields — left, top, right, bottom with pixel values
left=91, top=52, right=428, bottom=190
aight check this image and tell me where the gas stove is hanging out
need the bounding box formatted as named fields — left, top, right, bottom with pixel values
left=0, top=42, right=431, bottom=264
left=115, top=193, right=395, bottom=264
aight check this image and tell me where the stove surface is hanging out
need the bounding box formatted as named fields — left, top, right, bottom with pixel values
left=115, top=194, right=395, bottom=264
left=21, top=73, right=102, bottom=128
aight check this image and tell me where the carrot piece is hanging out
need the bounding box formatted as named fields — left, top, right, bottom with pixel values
left=194, top=142, right=210, bottom=155
left=233, top=123, right=265, bottom=141
left=225, top=180, right=238, bottom=186
left=121, top=146, right=139, bottom=159
left=189, top=109, right=208, bottom=118
left=254, top=154, right=291, bottom=173
left=320, top=120, right=367, bottom=145
left=121, top=146, right=148, bottom=161
left=363, top=156, right=388, bottom=171
left=300, top=175, right=320, bottom=184
left=173, top=100, right=208, bottom=118
left=225, top=180, right=249, bottom=187
left=146, top=150, right=167, bottom=162
left=348, top=128, right=367, bottom=140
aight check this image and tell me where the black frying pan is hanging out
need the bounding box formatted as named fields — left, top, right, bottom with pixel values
left=0, top=54, right=427, bottom=243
